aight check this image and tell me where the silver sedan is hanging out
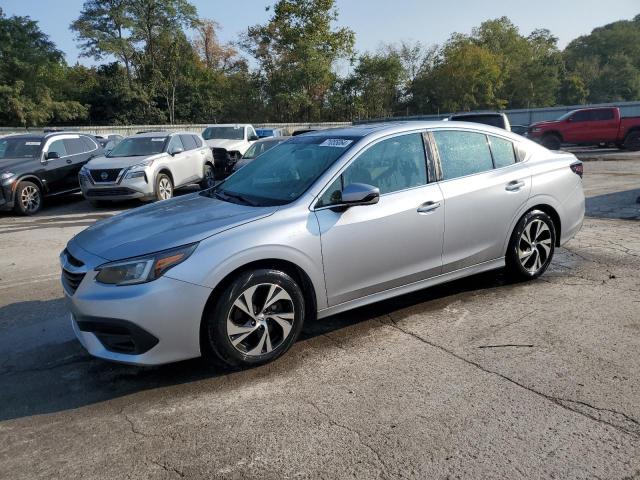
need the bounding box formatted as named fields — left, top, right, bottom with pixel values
left=60, top=122, right=585, bottom=368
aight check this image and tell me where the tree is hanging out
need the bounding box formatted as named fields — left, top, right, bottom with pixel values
left=242, top=0, right=355, bottom=121
left=0, top=9, right=86, bottom=126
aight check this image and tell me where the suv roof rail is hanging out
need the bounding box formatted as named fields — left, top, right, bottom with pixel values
left=136, top=129, right=167, bottom=134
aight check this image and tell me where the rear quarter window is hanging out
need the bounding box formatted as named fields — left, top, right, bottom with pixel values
left=489, top=136, right=517, bottom=168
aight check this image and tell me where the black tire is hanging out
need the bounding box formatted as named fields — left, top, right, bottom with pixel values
left=202, top=269, right=306, bottom=369
left=541, top=134, right=562, bottom=151
left=13, top=180, right=42, bottom=215
left=199, top=163, right=216, bottom=190
left=155, top=173, right=173, bottom=201
left=623, top=131, right=640, bottom=151
left=505, top=210, right=556, bottom=281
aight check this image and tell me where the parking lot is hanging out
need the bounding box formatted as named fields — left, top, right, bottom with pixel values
left=0, top=154, right=639, bottom=479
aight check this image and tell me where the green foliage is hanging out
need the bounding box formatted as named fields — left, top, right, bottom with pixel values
left=1, top=3, right=640, bottom=127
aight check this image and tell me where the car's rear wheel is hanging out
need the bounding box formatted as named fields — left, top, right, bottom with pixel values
left=623, top=131, right=640, bottom=151
left=155, top=173, right=173, bottom=201
left=506, top=210, right=556, bottom=280
left=13, top=181, right=42, bottom=215
left=541, top=134, right=562, bottom=150
left=200, top=164, right=215, bottom=190
left=202, top=269, right=306, bottom=369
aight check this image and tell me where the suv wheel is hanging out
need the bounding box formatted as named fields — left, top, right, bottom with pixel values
left=623, top=131, right=640, bottom=151
left=506, top=210, right=556, bottom=280
left=155, top=173, right=173, bottom=201
left=541, top=134, right=561, bottom=150
left=202, top=269, right=306, bottom=369
left=14, top=181, right=42, bottom=215
left=200, top=164, right=215, bottom=190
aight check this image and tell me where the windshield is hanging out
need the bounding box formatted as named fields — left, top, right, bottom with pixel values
left=0, top=138, right=42, bottom=159
left=243, top=139, right=282, bottom=159
left=107, top=136, right=168, bottom=157
left=208, top=136, right=357, bottom=206
left=556, top=111, right=577, bottom=121
left=202, top=126, right=244, bottom=140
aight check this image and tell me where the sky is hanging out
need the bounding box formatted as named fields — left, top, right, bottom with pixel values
left=1, top=0, right=639, bottom=67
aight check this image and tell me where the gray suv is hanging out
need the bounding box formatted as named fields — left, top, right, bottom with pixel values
left=79, top=131, right=214, bottom=204
left=62, top=122, right=584, bottom=369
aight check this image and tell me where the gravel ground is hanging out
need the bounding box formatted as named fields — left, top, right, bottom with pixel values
left=0, top=155, right=639, bottom=479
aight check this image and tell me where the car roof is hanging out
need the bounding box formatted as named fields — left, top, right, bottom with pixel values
left=1, top=131, right=88, bottom=140
left=204, top=124, right=250, bottom=128
left=255, top=136, right=291, bottom=143
left=449, top=112, right=504, bottom=117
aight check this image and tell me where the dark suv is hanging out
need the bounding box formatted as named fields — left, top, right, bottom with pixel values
left=0, top=132, right=102, bottom=215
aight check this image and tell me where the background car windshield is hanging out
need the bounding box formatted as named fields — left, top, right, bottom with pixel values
left=202, top=127, right=244, bottom=140
left=0, top=138, right=42, bottom=159
left=243, top=139, right=282, bottom=159
left=107, top=137, right=167, bottom=157
left=217, top=136, right=356, bottom=206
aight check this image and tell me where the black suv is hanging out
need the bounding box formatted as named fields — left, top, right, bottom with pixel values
left=0, top=132, right=102, bottom=215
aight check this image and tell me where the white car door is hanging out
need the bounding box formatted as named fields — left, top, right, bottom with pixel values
left=166, top=135, right=191, bottom=187
left=430, top=129, right=531, bottom=273
left=315, top=132, right=444, bottom=307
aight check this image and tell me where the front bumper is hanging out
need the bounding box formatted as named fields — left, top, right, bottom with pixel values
left=80, top=170, right=154, bottom=200
left=63, top=243, right=213, bottom=365
left=0, top=182, right=15, bottom=211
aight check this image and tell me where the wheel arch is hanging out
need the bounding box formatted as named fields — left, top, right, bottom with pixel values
left=156, top=168, right=174, bottom=185
left=542, top=130, right=563, bottom=142
left=504, top=201, right=563, bottom=254
left=199, top=258, right=318, bottom=353
left=14, top=175, right=46, bottom=198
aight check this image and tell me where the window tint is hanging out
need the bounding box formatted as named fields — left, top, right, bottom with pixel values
left=489, top=136, right=516, bottom=168
left=318, top=133, right=427, bottom=206
left=64, top=138, right=88, bottom=155
left=168, top=135, right=184, bottom=152
left=47, top=139, right=67, bottom=157
left=192, top=135, right=203, bottom=148
left=450, top=114, right=505, bottom=129
left=81, top=136, right=98, bottom=151
left=571, top=110, right=592, bottom=122
left=593, top=109, right=614, bottom=121
left=180, top=134, right=197, bottom=151
left=433, top=130, right=493, bottom=180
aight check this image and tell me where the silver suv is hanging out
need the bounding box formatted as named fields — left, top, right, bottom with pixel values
left=79, top=131, right=214, bottom=203
left=62, top=122, right=584, bottom=369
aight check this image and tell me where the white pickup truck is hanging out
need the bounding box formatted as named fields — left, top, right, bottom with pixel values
left=202, top=124, right=259, bottom=177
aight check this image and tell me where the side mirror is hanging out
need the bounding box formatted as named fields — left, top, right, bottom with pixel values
left=170, top=146, right=184, bottom=156
left=341, top=183, right=380, bottom=206
left=46, top=151, right=60, bottom=160
left=567, top=117, right=573, bottom=123
left=249, top=135, right=259, bottom=141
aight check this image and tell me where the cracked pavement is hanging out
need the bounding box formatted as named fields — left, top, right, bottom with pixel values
left=0, top=157, right=639, bottom=479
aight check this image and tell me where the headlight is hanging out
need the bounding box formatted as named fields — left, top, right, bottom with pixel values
left=1, top=172, right=16, bottom=183
left=124, top=159, right=154, bottom=179
left=95, top=243, right=197, bottom=286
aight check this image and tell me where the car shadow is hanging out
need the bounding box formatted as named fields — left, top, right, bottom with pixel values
left=0, top=269, right=509, bottom=422
left=585, top=188, right=640, bottom=220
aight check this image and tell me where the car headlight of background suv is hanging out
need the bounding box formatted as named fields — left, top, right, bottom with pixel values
left=124, top=159, right=155, bottom=180
left=1, top=171, right=16, bottom=185
left=95, top=243, right=197, bottom=286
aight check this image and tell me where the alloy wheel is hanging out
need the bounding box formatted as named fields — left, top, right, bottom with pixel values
left=20, top=185, right=41, bottom=213
left=518, top=218, right=552, bottom=274
left=226, top=283, right=295, bottom=357
left=205, top=168, right=215, bottom=188
left=158, top=177, right=172, bottom=200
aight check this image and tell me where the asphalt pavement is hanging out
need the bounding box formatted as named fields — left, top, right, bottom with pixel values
left=0, top=156, right=639, bottom=479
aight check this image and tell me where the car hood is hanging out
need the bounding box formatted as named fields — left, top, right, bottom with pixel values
left=205, top=139, right=246, bottom=151
left=72, top=193, right=278, bottom=260
left=529, top=120, right=559, bottom=129
left=0, top=157, right=37, bottom=172
left=86, top=153, right=166, bottom=169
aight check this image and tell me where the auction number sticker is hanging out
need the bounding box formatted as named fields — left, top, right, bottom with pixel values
left=319, top=139, right=353, bottom=148
left=151, top=138, right=165, bottom=142
left=25, top=141, right=41, bottom=146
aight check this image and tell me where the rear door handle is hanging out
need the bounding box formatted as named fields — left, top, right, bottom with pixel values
left=505, top=180, right=525, bottom=192
left=417, top=201, right=441, bottom=214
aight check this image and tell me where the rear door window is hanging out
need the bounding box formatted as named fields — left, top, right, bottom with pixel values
left=180, top=134, right=197, bottom=151
left=192, top=135, right=203, bottom=148
left=593, top=109, right=615, bottom=121
left=64, top=138, right=89, bottom=155
left=488, top=136, right=517, bottom=169
left=433, top=130, right=494, bottom=180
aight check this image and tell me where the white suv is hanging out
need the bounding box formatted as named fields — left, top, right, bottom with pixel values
left=202, top=124, right=259, bottom=177
left=79, top=131, right=214, bottom=204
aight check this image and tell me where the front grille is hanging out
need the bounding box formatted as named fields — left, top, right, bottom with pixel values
left=61, top=250, right=86, bottom=295
left=89, top=169, right=122, bottom=183
left=85, top=188, right=134, bottom=197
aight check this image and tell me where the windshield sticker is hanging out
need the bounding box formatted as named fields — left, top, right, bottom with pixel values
left=319, top=139, right=353, bottom=148
left=151, top=138, right=165, bottom=142
left=25, top=141, right=41, bottom=146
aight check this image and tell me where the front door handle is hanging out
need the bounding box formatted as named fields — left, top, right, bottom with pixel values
left=505, top=180, right=525, bottom=192
left=66, top=159, right=73, bottom=164
left=417, top=201, right=441, bottom=214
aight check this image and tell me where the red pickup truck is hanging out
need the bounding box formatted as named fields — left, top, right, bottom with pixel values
left=527, top=107, right=640, bottom=151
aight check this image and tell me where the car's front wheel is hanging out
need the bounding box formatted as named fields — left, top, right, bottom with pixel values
left=202, top=269, right=306, bottom=369
left=541, top=134, right=562, bottom=150
left=506, top=210, right=556, bottom=280
left=155, top=173, right=173, bottom=201
left=199, top=164, right=215, bottom=190
left=14, top=181, right=42, bottom=215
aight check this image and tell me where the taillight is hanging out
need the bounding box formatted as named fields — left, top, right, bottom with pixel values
left=570, top=162, right=583, bottom=178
